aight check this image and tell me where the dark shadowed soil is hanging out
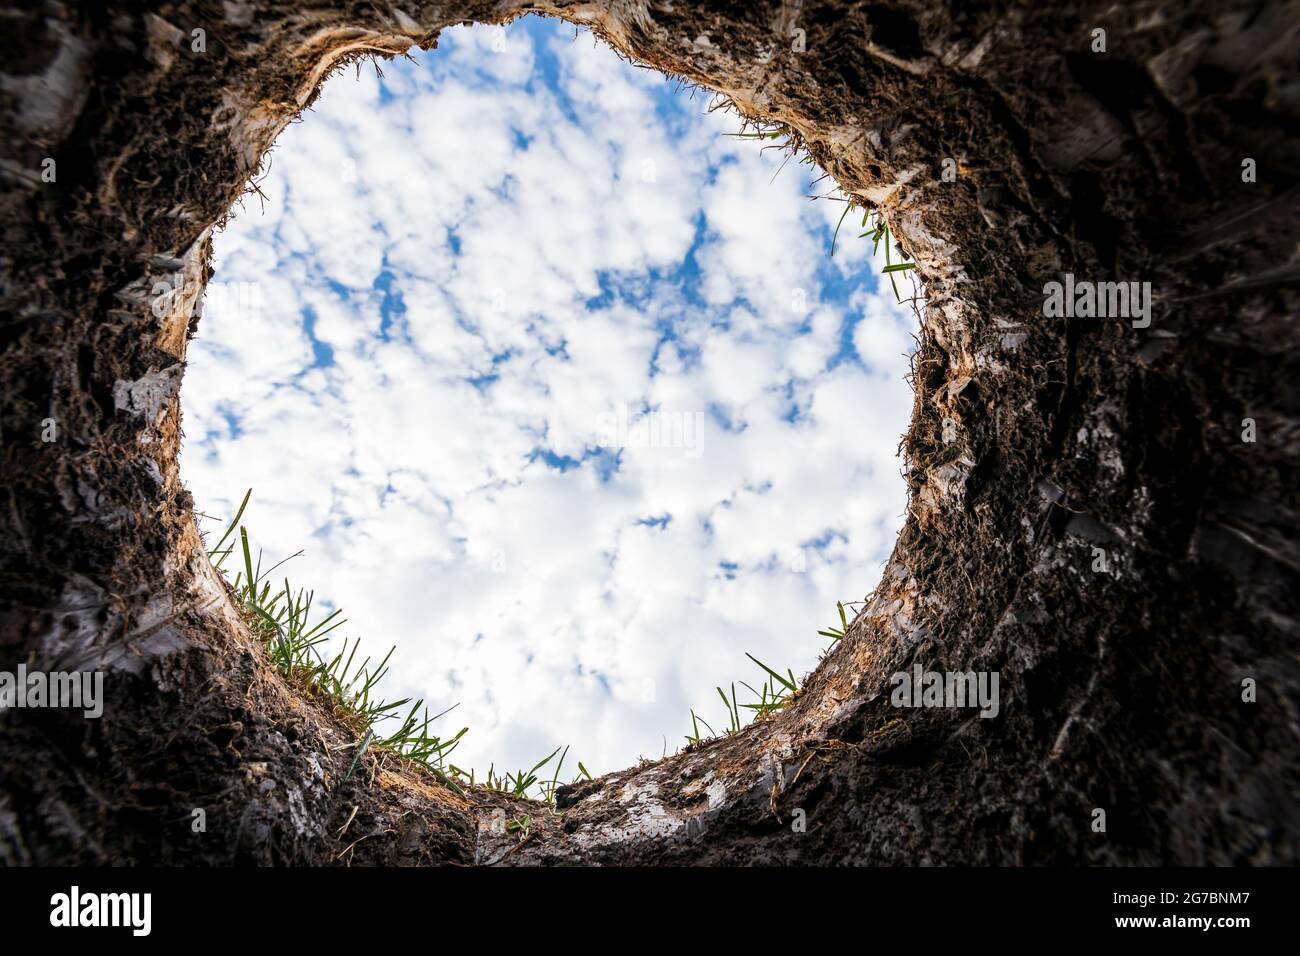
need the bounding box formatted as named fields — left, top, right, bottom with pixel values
left=1, top=0, right=1297, bottom=865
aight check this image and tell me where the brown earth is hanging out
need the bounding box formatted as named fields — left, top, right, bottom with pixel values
left=1, top=0, right=1297, bottom=865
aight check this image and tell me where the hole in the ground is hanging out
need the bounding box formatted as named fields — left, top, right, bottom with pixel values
left=180, top=17, right=918, bottom=789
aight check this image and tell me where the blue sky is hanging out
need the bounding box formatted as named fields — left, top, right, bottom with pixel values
left=181, top=16, right=917, bottom=776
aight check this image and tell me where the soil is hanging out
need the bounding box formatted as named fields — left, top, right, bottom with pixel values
left=1, top=0, right=1297, bottom=865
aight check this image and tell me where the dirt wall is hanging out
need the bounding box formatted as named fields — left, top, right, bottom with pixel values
left=1, top=0, right=1297, bottom=865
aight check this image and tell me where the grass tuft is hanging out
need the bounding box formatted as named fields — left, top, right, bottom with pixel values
left=208, top=490, right=469, bottom=790
left=685, top=652, right=802, bottom=745
left=205, top=490, right=594, bottom=803
left=818, top=600, right=850, bottom=642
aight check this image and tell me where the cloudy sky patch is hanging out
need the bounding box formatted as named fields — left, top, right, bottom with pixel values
left=182, top=16, right=917, bottom=777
